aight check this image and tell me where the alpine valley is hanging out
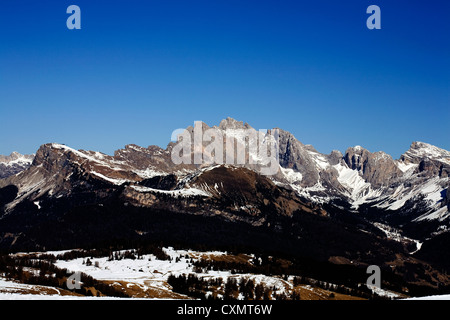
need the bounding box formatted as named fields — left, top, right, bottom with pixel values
left=0, top=118, right=449, bottom=300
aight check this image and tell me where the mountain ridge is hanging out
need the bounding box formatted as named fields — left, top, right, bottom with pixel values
left=0, top=118, right=449, bottom=292
left=0, top=119, right=448, bottom=229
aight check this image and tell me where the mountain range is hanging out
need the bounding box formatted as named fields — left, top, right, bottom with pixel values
left=0, top=118, right=449, bottom=295
left=0, top=152, right=34, bottom=179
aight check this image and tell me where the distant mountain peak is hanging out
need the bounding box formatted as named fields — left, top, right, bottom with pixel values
left=0, top=151, right=34, bottom=179
left=217, top=117, right=252, bottom=130
left=0, top=151, right=34, bottom=164
left=401, top=141, right=450, bottom=165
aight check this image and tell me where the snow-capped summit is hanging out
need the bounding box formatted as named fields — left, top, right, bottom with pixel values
left=401, top=141, right=450, bottom=165
left=0, top=151, right=34, bottom=164
left=0, top=152, right=34, bottom=179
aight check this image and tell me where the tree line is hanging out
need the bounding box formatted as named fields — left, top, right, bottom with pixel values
left=192, top=256, right=389, bottom=300
left=167, top=273, right=300, bottom=300
left=53, top=244, right=171, bottom=262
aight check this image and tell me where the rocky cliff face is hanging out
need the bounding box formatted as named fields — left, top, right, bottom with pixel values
left=400, top=141, right=450, bottom=178
left=343, top=146, right=402, bottom=188
left=277, top=129, right=320, bottom=187
left=446, top=182, right=450, bottom=208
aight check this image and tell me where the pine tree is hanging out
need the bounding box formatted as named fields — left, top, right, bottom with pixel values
left=224, top=277, right=238, bottom=300
left=244, top=279, right=255, bottom=300
left=255, top=283, right=265, bottom=300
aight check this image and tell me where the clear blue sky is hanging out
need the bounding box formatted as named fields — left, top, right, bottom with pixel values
left=1, top=0, right=449, bottom=159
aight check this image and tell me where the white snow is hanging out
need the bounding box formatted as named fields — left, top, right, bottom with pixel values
left=3, top=169, right=48, bottom=213
left=0, top=277, right=143, bottom=299
left=333, top=163, right=382, bottom=208
left=130, top=185, right=211, bottom=197
left=366, top=284, right=403, bottom=299
left=404, top=294, right=450, bottom=300
left=0, top=278, right=60, bottom=296
left=395, top=161, right=418, bottom=173
left=90, top=171, right=128, bottom=186
left=376, top=177, right=446, bottom=215
left=422, top=180, right=445, bottom=203
left=289, top=182, right=332, bottom=204
left=373, top=222, right=422, bottom=254
left=306, top=150, right=330, bottom=170
left=405, top=142, right=450, bottom=165
left=415, top=206, right=450, bottom=222
left=334, top=163, right=369, bottom=193
left=281, top=167, right=303, bottom=183
left=410, top=241, right=423, bottom=254
left=372, top=151, right=392, bottom=161
left=52, top=247, right=290, bottom=300
left=50, top=143, right=127, bottom=172
left=0, top=292, right=127, bottom=300
left=133, top=168, right=167, bottom=179
left=373, top=222, right=404, bottom=243
left=0, top=247, right=415, bottom=300
left=50, top=144, right=102, bottom=163
left=33, top=201, right=41, bottom=210
left=0, top=155, right=33, bottom=166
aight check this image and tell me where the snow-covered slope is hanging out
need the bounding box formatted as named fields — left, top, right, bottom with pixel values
left=277, top=140, right=449, bottom=227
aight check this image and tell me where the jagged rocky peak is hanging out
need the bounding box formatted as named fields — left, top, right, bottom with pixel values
left=114, top=143, right=178, bottom=172
left=217, top=117, right=252, bottom=130
left=401, top=141, right=450, bottom=164
left=114, top=144, right=162, bottom=159
left=344, top=145, right=395, bottom=166
left=343, top=146, right=370, bottom=171
left=277, top=129, right=305, bottom=162
left=277, top=129, right=306, bottom=169
left=123, top=144, right=149, bottom=152
left=276, top=129, right=322, bottom=187
left=343, top=145, right=402, bottom=188
left=183, top=121, right=211, bottom=135
left=399, top=142, right=450, bottom=178
left=328, top=150, right=344, bottom=165
left=33, top=143, right=85, bottom=168
left=169, top=118, right=253, bottom=138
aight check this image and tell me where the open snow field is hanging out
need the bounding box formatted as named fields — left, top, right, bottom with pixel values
left=1, top=246, right=447, bottom=300
left=0, top=247, right=291, bottom=299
